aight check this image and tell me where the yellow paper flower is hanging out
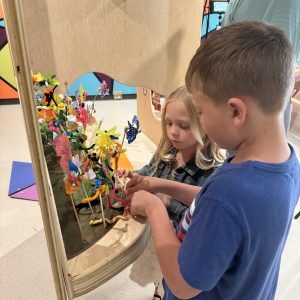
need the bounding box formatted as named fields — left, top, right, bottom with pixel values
left=32, top=72, right=44, bottom=84
left=94, top=133, right=115, bottom=158
left=58, top=103, right=65, bottom=110
left=94, top=128, right=121, bottom=158
left=99, top=126, right=121, bottom=139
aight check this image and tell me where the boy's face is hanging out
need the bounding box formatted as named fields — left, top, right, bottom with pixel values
left=191, top=90, right=239, bottom=151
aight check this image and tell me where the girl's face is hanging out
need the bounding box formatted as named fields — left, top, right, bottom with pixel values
left=164, top=100, right=197, bottom=151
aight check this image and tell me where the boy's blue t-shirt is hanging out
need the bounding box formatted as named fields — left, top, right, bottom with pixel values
left=163, top=145, right=300, bottom=300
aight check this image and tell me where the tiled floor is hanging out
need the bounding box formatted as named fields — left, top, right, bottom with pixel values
left=0, top=99, right=299, bottom=300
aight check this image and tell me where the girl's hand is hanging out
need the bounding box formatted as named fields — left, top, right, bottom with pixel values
left=127, top=190, right=162, bottom=217
left=117, top=168, right=136, bottom=178
left=125, top=175, right=156, bottom=196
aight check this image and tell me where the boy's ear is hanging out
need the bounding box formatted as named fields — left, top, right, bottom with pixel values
left=227, top=97, right=247, bottom=127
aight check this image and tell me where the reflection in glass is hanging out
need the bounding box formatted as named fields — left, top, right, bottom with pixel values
left=151, top=90, right=165, bottom=120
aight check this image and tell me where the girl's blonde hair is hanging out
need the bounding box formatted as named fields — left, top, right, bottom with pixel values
left=153, top=86, right=224, bottom=173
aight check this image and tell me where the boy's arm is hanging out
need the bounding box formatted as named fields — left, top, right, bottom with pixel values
left=129, top=191, right=201, bottom=299
left=126, top=176, right=200, bottom=206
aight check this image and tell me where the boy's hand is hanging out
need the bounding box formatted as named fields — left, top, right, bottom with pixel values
left=127, top=190, right=163, bottom=217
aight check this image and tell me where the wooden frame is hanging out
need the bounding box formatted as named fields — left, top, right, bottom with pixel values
left=1, top=0, right=202, bottom=298
left=137, top=87, right=162, bottom=145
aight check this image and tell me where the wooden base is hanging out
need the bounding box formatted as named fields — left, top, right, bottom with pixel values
left=69, top=218, right=150, bottom=297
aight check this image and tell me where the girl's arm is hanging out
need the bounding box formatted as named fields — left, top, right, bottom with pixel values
left=166, top=199, right=188, bottom=225
left=126, top=176, right=200, bottom=206
left=166, top=167, right=215, bottom=225
left=134, top=155, right=156, bottom=176
left=118, top=155, right=155, bottom=180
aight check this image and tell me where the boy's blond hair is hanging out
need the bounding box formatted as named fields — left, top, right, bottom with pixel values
left=153, top=86, right=224, bottom=173
left=186, top=21, right=295, bottom=114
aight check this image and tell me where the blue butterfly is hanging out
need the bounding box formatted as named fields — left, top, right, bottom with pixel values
left=126, top=115, right=140, bottom=144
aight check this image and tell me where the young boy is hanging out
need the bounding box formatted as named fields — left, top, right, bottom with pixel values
left=125, top=21, right=300, bottom=300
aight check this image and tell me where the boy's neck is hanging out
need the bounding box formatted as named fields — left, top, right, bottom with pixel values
left=232, top=115, right=290, bottom=164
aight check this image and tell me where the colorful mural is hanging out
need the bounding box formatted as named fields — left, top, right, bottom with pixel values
left=202, top=0, right=229, bottom=39
left=68, top=72, right=136, bottom=97
left=1, top=2, right=220, bottom=101
left=1, top=1, right=298, bottom=101
left=0, top=2, right=136, bottom=101
left=0, top=4, right=18, bottom=100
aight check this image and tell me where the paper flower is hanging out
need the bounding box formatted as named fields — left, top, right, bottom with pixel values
left=51, top=133, right=72, bottom=169
left=94, top=127, right=121, bottom=158
left=98, top=80, right=109, bottom=98
left=32, top=72, right=44, bottom=84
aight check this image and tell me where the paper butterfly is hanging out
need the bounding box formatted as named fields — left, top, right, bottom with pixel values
left=126, top=115, right=140, bottom=144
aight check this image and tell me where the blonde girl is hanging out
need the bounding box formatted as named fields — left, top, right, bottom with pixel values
left=133, top=85, right=224, bottom=226
left=121, top=86, right=223, bottom=300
